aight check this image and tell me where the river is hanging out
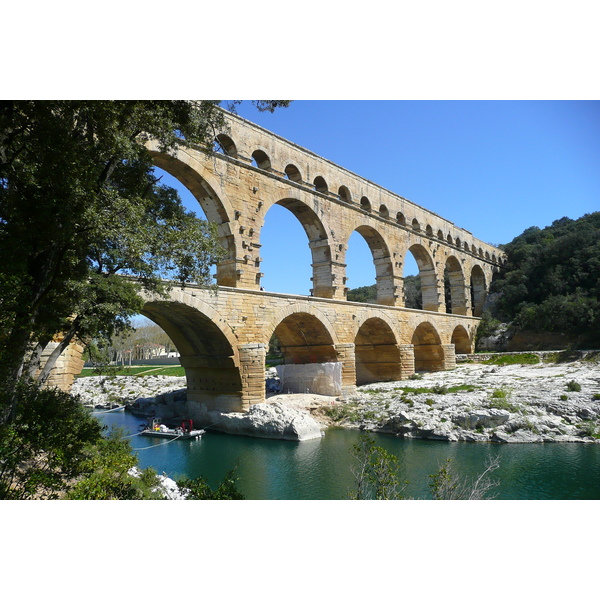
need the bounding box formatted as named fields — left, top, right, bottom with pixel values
left=97, top=410, right=600, bottom=500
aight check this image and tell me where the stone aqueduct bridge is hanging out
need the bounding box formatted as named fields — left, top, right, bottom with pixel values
left=129, top=110, right=506, bottom=413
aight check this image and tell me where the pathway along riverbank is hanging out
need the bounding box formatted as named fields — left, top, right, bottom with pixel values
left=72, top=351, right=600, bottom=444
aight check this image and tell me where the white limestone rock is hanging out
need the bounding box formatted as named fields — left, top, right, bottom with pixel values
left=192, top=402, right=323, bottom=441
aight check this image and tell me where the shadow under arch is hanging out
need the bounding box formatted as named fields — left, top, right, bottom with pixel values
left=270, top=310, right=340, bottom=395
left=349, top=225, right=395, bottom=305
left=355, top=317, right=402, bottom=385
left=411, top=321, right=445, bottom=371
left=451, top=324, right=472, bottom=354
left=406, top=244, right=439, bottom=311
left=147, top=145, right=237, bottom=286
left=142, top=300, right=243, bottom=412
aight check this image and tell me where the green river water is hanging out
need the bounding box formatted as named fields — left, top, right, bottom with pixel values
left=98, top=411, right=600, bottom=500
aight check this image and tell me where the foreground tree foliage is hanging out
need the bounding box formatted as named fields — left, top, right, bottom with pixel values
left=490, top=212, right=600, bottom=339
left=0, top=100, right=288, bottom=497
left=0, top=100, right=289, bottom=422
left=176, top=470, right=245, bottom=500
left=0, top=382, right=103, bottom=499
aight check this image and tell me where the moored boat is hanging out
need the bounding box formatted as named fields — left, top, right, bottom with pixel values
left=140, top=418, right=204, bottom=440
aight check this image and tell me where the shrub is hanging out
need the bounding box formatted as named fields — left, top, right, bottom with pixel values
left=566, top=380, right=581, bottom=392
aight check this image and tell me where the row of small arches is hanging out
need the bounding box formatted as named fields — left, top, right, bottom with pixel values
left=214, top=134, right=502, bottom=265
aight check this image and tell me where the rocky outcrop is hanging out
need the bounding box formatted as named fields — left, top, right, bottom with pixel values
left=342, top=354, right=600, bottom=443
left=189, top=402, right=323, bottom=441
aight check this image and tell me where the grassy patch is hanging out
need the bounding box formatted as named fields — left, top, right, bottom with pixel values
left=482, top=353, right=540, bottom=366
left=77, top=365, right=185, bottom=378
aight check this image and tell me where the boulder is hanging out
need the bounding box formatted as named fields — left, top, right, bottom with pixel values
left=197, top=402, right=323, bottom=441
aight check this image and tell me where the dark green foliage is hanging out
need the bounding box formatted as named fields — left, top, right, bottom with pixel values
left=490, top=212, right=600, bottom=337
left=566, top=380, right=581, bottom=392
left=177, top=470, right=245, bottom=500
left=0, top=382, right=103, bottom=499
left=67, top=428, right=164, bottom=500
left=0, top=100, right=277, bottom=424
left=347, top=284, right=377, bottom=303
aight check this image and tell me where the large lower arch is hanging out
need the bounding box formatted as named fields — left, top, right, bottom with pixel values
left=451, top=324, right=472, bottom=354
left=271, top=310, right=340, bottom=395
left=142, top=300, right=243, bottom=412
left=355, top=317, right=402, bottom=385
left=411, top=321, right=445, bottom=371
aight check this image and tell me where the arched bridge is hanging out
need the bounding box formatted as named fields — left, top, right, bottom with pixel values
left=136, top=110, right=505, bottom=412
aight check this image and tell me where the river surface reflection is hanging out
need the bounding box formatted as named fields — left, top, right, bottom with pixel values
left=98, top=411, right=600, bottom=500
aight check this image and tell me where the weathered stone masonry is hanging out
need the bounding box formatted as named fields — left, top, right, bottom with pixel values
left=49, top=110, right=505, bottom=408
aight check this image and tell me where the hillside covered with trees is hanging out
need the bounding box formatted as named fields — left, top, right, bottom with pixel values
left=488, top=212, right=600, bottom=340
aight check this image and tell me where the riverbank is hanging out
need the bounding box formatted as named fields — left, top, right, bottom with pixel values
left=72, top=352, right=600, bottom=443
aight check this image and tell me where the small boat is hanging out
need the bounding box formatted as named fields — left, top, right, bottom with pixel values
left=140, top=418, right=205, bottom=440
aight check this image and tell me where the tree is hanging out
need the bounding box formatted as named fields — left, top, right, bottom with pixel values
left=489, top=212, right=600, bottom=339
left=176, top=470, right=245, bottom=500
left=428, top=457, right=500, bottom=500
left=0, top=100, right=290, bottom=424
left=0, top=382, right=104, bottom=499
left=349, top=434, right=406, bottom=499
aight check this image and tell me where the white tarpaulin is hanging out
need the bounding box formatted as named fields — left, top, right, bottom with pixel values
left=276, top=362, right=342, bottom=396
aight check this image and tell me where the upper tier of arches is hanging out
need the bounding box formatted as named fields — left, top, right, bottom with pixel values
left=146, top=110, right=504, bottom=316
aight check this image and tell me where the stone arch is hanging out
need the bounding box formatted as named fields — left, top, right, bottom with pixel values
left=411, top=321, right=444, bottom=371
left=447, top=233, right=453, bottom=244
left=425, top=224, right=434, bottom=237
left=411, top=218, right=421, bottom=231
left=470, top=264, right=487, bottom=317
left=314, top=175, right=328, bottom=193
left=147, top=147, right=236, bottom=286
left=141, top=299, right=243, bottom=411
left=350, top=225, right=395, bottom=305
left=451, top=324, right=472, bottom=354
left=214, top=133, right=237, bottom=157
left=379, top=204, right=389, bottom=218
left=437, top=229, right=444, bottom=240
left=360, top=196, right=371, bottom=212
left=265, top=195, right=334, bottom=298
left=397, top=212, right=406, bottom=225
left=271, top=311, right=337, bottom=365
left=338, top=185, right=352, bottom=203
left=284, top=163, right=302, bottom=182
left=445, top=255, right=468, bottom=315
left=405, top=244, right=439, bottom=311
left=251, top=149, right=271, bottom=170
left=354, top=317, right=402, bottom=385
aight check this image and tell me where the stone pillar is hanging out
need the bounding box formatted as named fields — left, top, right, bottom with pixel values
left=448, top=282, right=471, bottom=316
left=398, top=344, right=415, bottom=379
left=335, top=343, right=356, bottom=397
left=376, top=273, right=404, bottom=307
left=308, top=238, right=346, bottom=299
left=442, top=344, right=457, bottom=370
left=239, top=343, right=267, bottom=410
left=421, top=268, right=442, bottom=312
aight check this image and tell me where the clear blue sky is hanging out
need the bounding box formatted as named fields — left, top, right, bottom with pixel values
left=156, top=100, right=599, bottom=296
